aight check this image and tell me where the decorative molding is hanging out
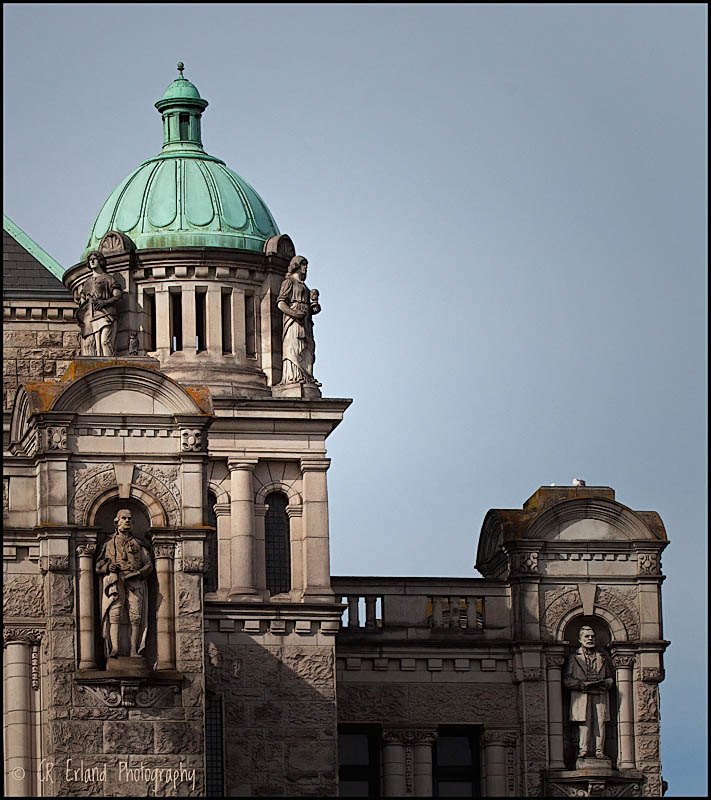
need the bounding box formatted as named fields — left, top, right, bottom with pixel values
left=41, top=555, right=70, bottom=573
left=134, top=464, right=182, bottom=526
left=153, top=543, right=176, bottom=560
left=595, top=586, right=640, bottom=640
left=482, top=729, right=517, bottom=747
left=180, top=429, right=203, bottom=452
left=522, top=667, right=543, bottom=681
left=76, top=679, right=179, bottom=709
left=612, top=653, right=636, bottom=669
left=3, top=627, right=44, bottom=646
left=542, top=585, right=582, bottom=639
left=511, top=551, right=539, bottom=575
left=70, top=463, right=116, bottom=525
left=31, top=644, right=40, bottom=690
left=183, top=557, right=206, bottom=574
left=76, top=543, right=97, bottom=558
left=546, top=655, right=566, bottom=668
left=637, top=553, right=661, bottom=576
left=46, top=426, right=68, bottom=450
left=641, top=667, right=664, bottom=683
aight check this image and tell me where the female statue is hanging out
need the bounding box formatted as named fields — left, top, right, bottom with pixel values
left=277, top=255, right=321, bottom=386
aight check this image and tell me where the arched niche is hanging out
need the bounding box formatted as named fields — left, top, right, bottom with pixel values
left=561, top=615, right=618, bottom=769
left=91, top=496, right=159, bottom=671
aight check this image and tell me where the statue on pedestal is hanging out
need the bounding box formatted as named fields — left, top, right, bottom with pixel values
left=74, top=251, right=122, bottom=356
left=277, top=255, right=321, bottom=387
left=564, top=626, right=614, bottom=760
left=95, top=509, right=153, bottom=659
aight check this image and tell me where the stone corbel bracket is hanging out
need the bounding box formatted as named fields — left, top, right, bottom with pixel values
left=74, top=674, right=182, bottom=709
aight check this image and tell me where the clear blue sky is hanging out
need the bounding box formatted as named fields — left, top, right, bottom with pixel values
left=3, top=4, right=707, bottom=795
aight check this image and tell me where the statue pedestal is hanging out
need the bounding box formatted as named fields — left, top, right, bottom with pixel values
left=272, top=381, right=322, bottom=399
left=575, top=756, right=613, bottom=772
left=105, top=655, right=151, bottom=676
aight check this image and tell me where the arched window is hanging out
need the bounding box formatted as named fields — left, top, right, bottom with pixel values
left=265, top=491, right=291, bottom=595
left=205, top=492, right=218, bottom=594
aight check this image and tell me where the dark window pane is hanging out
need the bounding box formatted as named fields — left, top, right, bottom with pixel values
left=338, top=733, right=370, bottom=766
left=205, top=492, right=218, bottom=593
left=339, top=779, right=370, bottom=796
left=436, top=736, right=472, bottom=767
left=205, top=695, right=224, bottom=796
left=265, top=492, right=290, bottom=595
left=437, top=780, right=473, bottom=796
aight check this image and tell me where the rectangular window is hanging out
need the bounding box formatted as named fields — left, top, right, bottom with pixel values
left=195, top=289, right=207, bottom=352
left=221, top=290, right=232, bottom=354
left=170, top=290, right=183, bottom=353
left=145, top=292, right=157, bottom=352
left=205, top=694, right=224, bottom=796
left=179, top=113, right=190, bottom=140
left=338, top=726, right=380, bottom=797
left=433, top=727, right=480, bottom=797
left=245, top=292, right=256, bottom=358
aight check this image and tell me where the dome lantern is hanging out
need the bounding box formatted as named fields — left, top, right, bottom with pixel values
left=154, top=62, right=209, bottom=153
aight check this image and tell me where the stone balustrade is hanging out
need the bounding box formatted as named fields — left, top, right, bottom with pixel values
left=333, top=577, right=510, bottom=639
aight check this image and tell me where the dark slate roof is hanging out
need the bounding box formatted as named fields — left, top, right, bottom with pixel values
left=3, top=216, right=70, bottom=295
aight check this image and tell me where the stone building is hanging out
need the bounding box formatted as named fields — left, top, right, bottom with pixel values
left=3, top=66, right=669, bottom=798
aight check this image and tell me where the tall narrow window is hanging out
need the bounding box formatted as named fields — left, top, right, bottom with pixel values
left=338, top=726, right=381, bottom=797
left=245, top=292, right=256, bottom=358
left=221, top=291, right=232, bottom=354
left=170, top=290, right=183, bottom=353
left=145, top=292, right=157, bottom=352
left=264, top=491, right=290, bottom=595
left=205, top=491, right=218, bottom=593
left=179, top=113, right=190, bottom=140
left=195, top=290, right=207, bottom=352
left=205, top=693, right=224, bottom=796
left=433, top=727, right=481, bottom=797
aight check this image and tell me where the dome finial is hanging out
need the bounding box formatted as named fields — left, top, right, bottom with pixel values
left=177, top=61, right=185, bottom=78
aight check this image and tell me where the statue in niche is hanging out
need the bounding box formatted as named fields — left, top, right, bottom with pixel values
left=277, top=255, right=322, bottom=386
left=564, top=625, right=614, bottom=760
left=74, top=250, right=122, bottom=357
left=96, top=509, right=153, bottom=660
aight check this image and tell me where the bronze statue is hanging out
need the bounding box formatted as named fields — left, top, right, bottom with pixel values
left=564, top=626, right=614, bottom=759
left=96, top=509, right=153, bottom=659
left=74, top=251, right=122, bottom=356
left=277, top=255, right=321, bottom=386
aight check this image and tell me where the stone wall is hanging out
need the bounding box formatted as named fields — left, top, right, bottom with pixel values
left=206, top=627, right=338, bottom=797
left=2, top=305, right=78, bottom=413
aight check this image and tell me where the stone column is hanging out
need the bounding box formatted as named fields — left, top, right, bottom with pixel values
left=382, top=731, right=407, bottom=797
left=228, top=459, right=258, bottom=598
left=206, top=285, right=223, bottom=357
left=545, top=651, right=567, bottom=770
left=76, top=542, right=97, bottom=670
left=482, top=730, right=515, bottom=797
left=3, top=628, right=41, bottom=797
left=286, top=504, right=304, bottom=595
left=231, top=288, right=247, bottom=362
left=153, top=540, right=176, bottom=671
left=300, top=457, right=334, bottom=601
left=182, top=284, right=197, bottom=354
left=214, top=503, right=231, bottom=596
left=254, top=502, right=268, bottom=597
left=412, top=731, right=436, bottom=797
left=611, top=650, right=637, bottom=769
left=155, top=286, right=171, bottom=358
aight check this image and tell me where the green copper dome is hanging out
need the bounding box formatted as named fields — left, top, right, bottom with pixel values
left=83, top=63, right=279, bottom=258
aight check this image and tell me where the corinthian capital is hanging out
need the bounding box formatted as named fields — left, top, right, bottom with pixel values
left=4, top=627, right=43, bottom=646
left=482, top=730, right=517, bottom=747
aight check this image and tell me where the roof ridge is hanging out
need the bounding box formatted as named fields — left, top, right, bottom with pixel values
left=3, top=214, right=65, bottom=281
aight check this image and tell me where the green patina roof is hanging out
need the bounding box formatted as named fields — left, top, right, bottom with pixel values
left=83, top=63, right=279, bottom=259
